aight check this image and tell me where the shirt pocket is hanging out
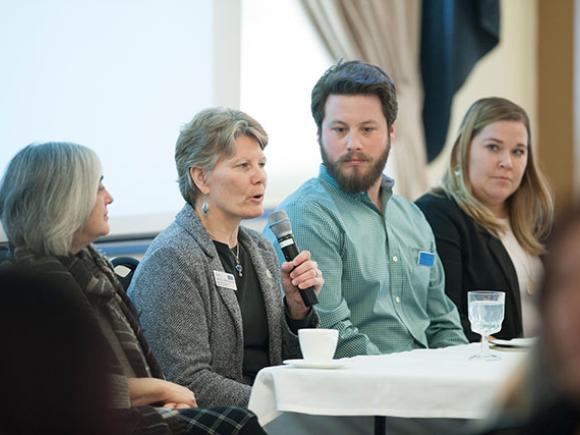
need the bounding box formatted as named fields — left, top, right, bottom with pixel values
left=408, top=247, right=434, bottom=305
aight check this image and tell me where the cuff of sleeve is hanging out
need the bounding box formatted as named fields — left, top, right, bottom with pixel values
left=284, top=298, right=316, bottom=334
left=110, top=374, right=131, bottom=409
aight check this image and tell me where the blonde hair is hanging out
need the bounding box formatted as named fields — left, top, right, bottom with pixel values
left=441, top=97, right=553, bottom=255
left=0, top=142, right=101, bottom=256
left=175, top=107, right=268, bottom=206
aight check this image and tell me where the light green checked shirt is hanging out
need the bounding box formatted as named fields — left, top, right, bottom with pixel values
left=264, top=165, right=467, bottom=357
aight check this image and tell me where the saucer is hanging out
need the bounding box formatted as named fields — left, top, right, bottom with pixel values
left=490, top=337, right=537, bottom=348
left=283, top=359, right=348, bottom=369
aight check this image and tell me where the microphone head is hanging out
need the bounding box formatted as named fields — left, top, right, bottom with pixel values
left=268, top=210, right=293, bottom=238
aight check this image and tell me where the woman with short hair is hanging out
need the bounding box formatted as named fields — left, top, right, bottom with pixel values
left=129, top=108, right=323, bottom=407
left=416, top=97, right=553, bottom=341
left=0, top=141, right=266, bottom=435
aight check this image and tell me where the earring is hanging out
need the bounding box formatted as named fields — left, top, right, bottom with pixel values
left=454, top=166, right=462, bottom=177
left=201, top=200, right=209, bottom=215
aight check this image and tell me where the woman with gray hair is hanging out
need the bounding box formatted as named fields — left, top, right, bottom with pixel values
left=128, top=108, right=323, bottom=407
left=0, top=142, right=267, bottom=435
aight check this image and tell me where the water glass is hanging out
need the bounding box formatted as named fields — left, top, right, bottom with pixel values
left=468, top=291, right=505, bottom=360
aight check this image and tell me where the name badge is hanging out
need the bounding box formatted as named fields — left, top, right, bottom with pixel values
left=213, top=270, right=237, bottom=290
left=417, top=251, right=435, bottom=267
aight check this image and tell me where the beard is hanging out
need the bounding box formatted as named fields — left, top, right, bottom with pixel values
left=320, top=139, right=390, bottom=194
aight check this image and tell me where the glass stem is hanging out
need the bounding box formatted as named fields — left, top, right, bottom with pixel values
left=481, top=335, right=490, bottom=355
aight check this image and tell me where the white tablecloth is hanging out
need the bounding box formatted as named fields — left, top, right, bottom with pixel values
left=248, top=343, right=527, bottom=426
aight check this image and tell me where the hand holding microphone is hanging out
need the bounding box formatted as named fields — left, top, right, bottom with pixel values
left=268, top=210, right=321, bottom=311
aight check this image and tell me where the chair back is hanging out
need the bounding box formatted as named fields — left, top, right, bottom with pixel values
left=111, top=256, right=140, bottom=291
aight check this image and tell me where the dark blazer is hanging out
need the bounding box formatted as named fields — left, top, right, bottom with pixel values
left=415, top=192, right=522, bottom=341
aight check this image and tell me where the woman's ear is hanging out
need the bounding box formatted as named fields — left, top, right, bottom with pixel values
left=190, top=167, right=210, bottom=195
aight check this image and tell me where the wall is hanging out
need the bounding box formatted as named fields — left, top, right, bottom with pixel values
left=538, top=0, right=575, bottom=213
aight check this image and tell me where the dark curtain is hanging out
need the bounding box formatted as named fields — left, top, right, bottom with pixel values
left=421, top=0, right=500, bottom=162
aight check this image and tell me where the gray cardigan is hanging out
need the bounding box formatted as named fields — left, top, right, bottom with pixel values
left=128, top=204, right=307, bottom=407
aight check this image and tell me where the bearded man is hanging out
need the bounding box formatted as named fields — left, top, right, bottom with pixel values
left=265, top=60, right=467, bottom=357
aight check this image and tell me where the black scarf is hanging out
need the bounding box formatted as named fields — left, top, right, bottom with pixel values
left=12, top=245, right=164, bottom=380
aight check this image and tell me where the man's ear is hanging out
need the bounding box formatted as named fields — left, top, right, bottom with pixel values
left=189, top=167, right=210, bottom=195
left=389, top=123, right=396, bottom=144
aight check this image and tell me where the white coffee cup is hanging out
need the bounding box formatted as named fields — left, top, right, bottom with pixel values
left=298, top=328, right=338, bottom=362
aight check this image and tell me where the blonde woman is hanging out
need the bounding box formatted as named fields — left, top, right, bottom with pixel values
left=416, top=97, right=553, bottom=341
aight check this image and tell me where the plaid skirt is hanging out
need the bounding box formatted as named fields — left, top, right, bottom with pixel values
left=170, top=407, right=265, bottom=435
left=121, top=406, right=265, bottom=435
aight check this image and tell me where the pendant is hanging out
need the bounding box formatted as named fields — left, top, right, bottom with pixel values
left=235, top=264, right=243, bottom=277
left=527, top=278, right=538, bottom=296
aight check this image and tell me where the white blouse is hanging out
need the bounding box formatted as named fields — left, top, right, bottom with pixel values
left=498, top=219, right=543, bottom=337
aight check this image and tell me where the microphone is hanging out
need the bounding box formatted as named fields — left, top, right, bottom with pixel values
left=268, top=210, right=319, bottom=307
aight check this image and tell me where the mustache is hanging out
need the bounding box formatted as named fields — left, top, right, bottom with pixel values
left=336, top=152, right=372, bottom=164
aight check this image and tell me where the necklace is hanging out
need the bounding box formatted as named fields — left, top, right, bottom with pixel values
left=231, top=244, right=243, bottom=277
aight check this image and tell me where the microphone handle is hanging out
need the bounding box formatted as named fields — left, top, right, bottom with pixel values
left=279, top=236, right=319, bottom=307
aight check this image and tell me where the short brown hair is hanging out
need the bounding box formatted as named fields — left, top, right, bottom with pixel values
left=311, top=60, right=398, bottom=131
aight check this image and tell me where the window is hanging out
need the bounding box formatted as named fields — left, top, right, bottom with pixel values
left=240, top=0, right=332, bottom=208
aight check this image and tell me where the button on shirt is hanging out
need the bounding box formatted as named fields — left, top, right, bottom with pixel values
left=264, top=165, right=467, bottom=357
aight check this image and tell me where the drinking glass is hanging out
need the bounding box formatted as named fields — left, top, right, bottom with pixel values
left=468, top=291, right=505, bottom=360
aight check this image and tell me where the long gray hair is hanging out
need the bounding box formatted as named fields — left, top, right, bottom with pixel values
left=0, top=142, right=101, bottom=255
